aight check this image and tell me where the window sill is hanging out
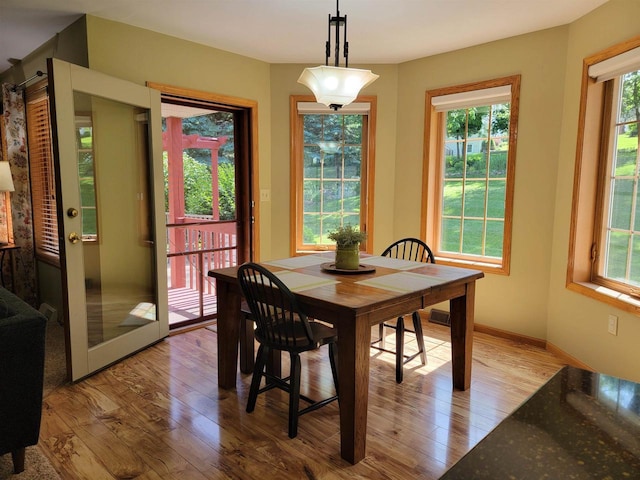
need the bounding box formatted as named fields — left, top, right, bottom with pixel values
left=434, top=256, right=508, bottom=275
left=567, top=281, right=640, bottom=316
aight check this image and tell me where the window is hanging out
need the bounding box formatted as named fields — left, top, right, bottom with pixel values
left=569, top=39, right=640, bottom=312
left=422, top=76, right=520, bottom=274
left=25, top=79, right=60, bottom=265
left=75, top=115, right=98, bottom=240
left=290, top=96, right=376, bottom=254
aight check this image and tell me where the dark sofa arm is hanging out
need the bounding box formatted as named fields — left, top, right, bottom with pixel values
left=0, top=287, right=47, bottom=460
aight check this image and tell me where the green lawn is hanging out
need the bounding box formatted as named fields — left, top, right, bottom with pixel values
left=614, top=132, right=639, bottom=176
left=302, top=132, right=639, bottom=259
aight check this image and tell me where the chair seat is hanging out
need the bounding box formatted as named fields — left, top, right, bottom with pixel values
left=255, top=320, right=336, bottom=351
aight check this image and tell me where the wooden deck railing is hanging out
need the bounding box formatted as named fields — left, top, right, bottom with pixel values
left=166, top=218, right=237, bottom=321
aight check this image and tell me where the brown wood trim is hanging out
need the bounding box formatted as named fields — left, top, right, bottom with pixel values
left=566, top=59, right=599, bottom=286
left=425, top=75, right=522, bottom=99
left=583, top=35, right=640, bottom=66
left=146, top=82, right=259, bottom=109
left=500, top=74, right=520, bottom=276
left=471, top=322, right=547, bottom=349
left=546, top=341, right=594, bottom=371
left=422, top=99, right=438, bottom=250
left=446, top=316, right=593, bottom=370
left=289, top=95, right=311, bottom=256
left=421, top=91, right=438, bottom=242
left=361, top=95, right=377, bottom=254
left=433, top=257, right=510, bottom=276
left=566, top=36, right=640, bottom=304
left=289, top=95, right=377, bottom=255
left=249, top=103, right=260, bottom=261
left=567, top=281, right=640, bottom=316
left=422, top=75, right=520, bottom=275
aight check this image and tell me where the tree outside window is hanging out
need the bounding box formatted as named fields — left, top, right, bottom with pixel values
left=290, top=96, right=376, bottom=255
left=302, top=114, right=363, bottom=246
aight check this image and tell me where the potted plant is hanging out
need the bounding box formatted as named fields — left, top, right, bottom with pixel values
left=328, top=224, right=367, bottom=270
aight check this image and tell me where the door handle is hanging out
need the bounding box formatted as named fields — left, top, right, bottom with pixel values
left=68, top=232, right=81, bottom=244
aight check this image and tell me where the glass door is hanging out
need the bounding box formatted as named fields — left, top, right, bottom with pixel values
left=48, top=58, right=168, bottom=381
left=161, top=101, right=242, bottom=327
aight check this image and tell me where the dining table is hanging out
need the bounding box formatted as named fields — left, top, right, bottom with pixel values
left=208, top=252, right=484, bottom=464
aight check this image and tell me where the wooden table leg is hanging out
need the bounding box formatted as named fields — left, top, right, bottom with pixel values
left=338, top=314, right=371, bottom=464
left=217, top=281, right=241, bottom=388
left=239, top=315, right=255, bottom=374
left=450, top=281, right=475, bottom=390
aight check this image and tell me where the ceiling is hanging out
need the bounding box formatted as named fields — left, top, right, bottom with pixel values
left=0, top=0, right=609, bottom=75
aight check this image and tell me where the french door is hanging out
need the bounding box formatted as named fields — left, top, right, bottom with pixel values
left=48, top=58, right=168, bottom=381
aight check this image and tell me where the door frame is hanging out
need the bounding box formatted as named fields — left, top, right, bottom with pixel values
left=147, top=82, right=259, bottom=291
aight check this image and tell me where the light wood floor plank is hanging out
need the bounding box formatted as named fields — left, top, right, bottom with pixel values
left=39, top=321, right=566, bottom=479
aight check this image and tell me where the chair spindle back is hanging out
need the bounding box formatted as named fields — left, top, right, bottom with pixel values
left=382, top=238, right=435, bottom=264
left=238, top=263, right=315, bottom=350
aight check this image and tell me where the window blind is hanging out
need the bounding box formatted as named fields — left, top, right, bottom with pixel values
left=297, top=101, right=371, bottom=114
left=25, top=82, right=60, bottom=265
left=431, top=85, right=511, bottom=111
left=588, top=46, right=640, bottom=83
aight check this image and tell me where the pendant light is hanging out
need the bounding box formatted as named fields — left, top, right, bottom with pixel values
left=298, top=0, right=378, bottom=111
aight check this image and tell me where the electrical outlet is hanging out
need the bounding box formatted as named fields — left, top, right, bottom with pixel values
left=607, top=314, right=618, bottom=335
left=260, top=189, right=271, bottom=202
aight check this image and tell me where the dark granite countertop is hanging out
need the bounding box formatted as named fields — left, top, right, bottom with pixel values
left=440, top=366, right=640, bottom=479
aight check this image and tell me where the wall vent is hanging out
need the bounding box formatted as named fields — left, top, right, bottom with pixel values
left=428, top=308, right=451, bottom=327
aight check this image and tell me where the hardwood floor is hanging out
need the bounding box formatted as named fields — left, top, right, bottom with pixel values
left=39, top=320, right=566, bottom=479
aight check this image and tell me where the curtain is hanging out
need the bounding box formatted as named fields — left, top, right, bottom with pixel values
left=1, top=83, right=38, bottom=306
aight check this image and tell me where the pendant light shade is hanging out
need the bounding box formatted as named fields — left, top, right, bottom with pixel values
left=298, top=66, right=378, bottom=110
left=298, top=0, right=378, bottom=111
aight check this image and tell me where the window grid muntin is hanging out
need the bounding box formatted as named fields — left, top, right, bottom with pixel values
left=301, top=114, right=363, bottom=247
left=599, top=71, right=640, bottom=289
left=75, top=117, right=99, bottom=241
left=439, top=103, right=509, bottom=260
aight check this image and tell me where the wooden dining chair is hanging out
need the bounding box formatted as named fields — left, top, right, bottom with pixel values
left=237, top=262, right=339, bottom=438
left=371, top=238, right=435, bottom=383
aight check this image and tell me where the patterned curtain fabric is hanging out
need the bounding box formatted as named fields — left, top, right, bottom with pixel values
left=1, top=83, right=38, bottom=307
